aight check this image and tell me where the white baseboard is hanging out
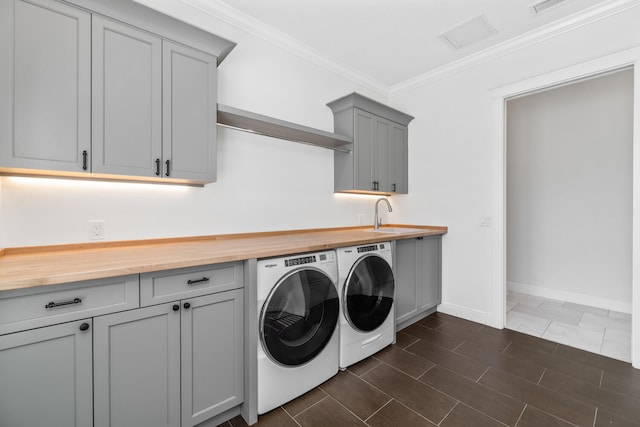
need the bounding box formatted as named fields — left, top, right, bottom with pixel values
left=507, top=281, right=632, bottom=313
left=437, top=303, right=494, bottom=326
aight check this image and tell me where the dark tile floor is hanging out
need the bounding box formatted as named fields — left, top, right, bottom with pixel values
left=219, top=312, right=640, bottom=427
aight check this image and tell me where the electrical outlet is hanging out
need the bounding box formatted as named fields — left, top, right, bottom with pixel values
left=88, top=220, right=105, bottom=240
left=358, top=213, right=365, bottom=225
left=479, top=216, right=492, bottom=227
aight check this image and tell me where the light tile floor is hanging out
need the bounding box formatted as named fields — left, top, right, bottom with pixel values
left=506, top=291, right=632, bottom=362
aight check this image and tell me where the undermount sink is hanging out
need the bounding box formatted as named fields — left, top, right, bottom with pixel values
left=367, top=227, right=426, bottom=234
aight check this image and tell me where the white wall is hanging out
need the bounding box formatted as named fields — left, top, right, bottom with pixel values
left=0, top=2, right=394, bottom=248
left=506, top=69, right=633, bottom=312
left=390, top=5, right=640, bottom=323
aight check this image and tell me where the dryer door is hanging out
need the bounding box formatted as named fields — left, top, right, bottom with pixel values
left=344, top=254, right=395, bottom=332
left=260, top=268, right=339, bottom=366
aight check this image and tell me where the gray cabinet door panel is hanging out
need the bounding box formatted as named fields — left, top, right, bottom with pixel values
left=92, top=16, right=162, bottom=177
left=0, top=0, right=90, bottom=171
left=354, top=108, right=375, bottom=191
left=394, top=238, right=419, bottom=325
left=420, top=236, right=442, bottom=311
left=395, top=237, right=442, bottom=327
left=375, top=117, right=391, bottom=192
left=182, top=289, right=244, bottom=426
left=390, top=124, right=408, bottom=194
left=163, top=41, right=217, bottom=181
left=0, top=319, right=93, bottom=427
left=94, top=303, right=181, bottom=427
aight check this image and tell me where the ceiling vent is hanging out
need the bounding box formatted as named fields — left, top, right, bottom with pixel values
left=530, top=0, right=570, bottom=14
left=439, top=15, right=497, bottom=50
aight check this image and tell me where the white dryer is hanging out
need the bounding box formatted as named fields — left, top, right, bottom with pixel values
left=256, top=251, right=339, bottom=414
left=336, top=242, right=395, bottom=369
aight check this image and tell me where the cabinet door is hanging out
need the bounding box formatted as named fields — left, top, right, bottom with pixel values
left=92, top=16, right=162, bottom=177
left=375, top=117, right=391, bottom=193
left=94, top=303, right=181, bottom=427
left=419, top=236, right=442, bottom=311
left=394, top=238, right=419, bottom=325
left=0, top=319, right=93, bottom=427
left=390, top=124, right=408, bottom=194
left=354, top=108, right=376, bottom=191
left=0, top=0, right=90, bottom=172
left=163, top=41, right=218, bottom=181
left=181, top=289, right=244, bottom=426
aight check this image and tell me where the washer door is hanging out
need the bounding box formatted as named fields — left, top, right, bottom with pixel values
left=344, top=254, right=395, bottom=332
left=260, top=268, right=339, bottom=366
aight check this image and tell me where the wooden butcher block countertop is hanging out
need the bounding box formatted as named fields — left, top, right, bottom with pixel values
left=0, top=225, right=447, bottom=292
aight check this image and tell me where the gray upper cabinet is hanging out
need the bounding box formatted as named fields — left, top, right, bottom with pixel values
left=0, top=0, right=234, bottom=185
left=0, top=0, right=91, bottom=173
left=92, top=16, right=162, bottom=177
left=328, top=93, right=413, bottom=195
left=163, top=42, right=218, bottom=182
left=0, top=319, right=93, bottom=427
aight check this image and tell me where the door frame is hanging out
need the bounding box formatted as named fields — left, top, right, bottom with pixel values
left=490, top=47, right=640, bottom=368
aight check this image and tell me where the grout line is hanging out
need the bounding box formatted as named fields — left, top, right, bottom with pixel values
left=286, top=395, right=327, bottom=422
left=514, top=404, right=527, bottom=427
left=537, top=368, right=547, bottom=386
left=501, top=341, right=513, bottom=355
left=362, top=398, right=393, bottom=423
left=436, top=401, right=459, bottom=426
left=599, top=370, right=604, bottom=388
left=592, top=407, right=598, bottom=427
left=476, top=366, right=491, bottom=384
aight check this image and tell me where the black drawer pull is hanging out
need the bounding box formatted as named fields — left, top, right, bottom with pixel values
left=45, top=297, right=82, bottom=309
left=187, top=277, right=210, bottom=285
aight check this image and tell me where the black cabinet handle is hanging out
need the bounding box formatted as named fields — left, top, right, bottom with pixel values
left=79, top=322, right=90, bottom=331
left=372, top=181, right=379, bottom=191
left=187, top=277, right=210, bottom=285
left=392, top=183, right=396, bottom=192
left=45, top=297, right=82, bottom=309
left=165, top=159, right=170, bottom=177
left=155, top=158, right=161, bottom=176
left=82, top=151, right=88, bottom=171
left=172, top=304, right=180, bottom=311
left=183, top=302, right=191, bottom=309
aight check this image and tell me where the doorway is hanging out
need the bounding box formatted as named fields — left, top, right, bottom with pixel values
left=505, top=69, right=633, bottom=361
left=490, top=47, right=640, bottom=368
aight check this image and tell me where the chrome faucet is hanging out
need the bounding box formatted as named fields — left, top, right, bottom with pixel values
left=374, top=198, right=392, bottom=230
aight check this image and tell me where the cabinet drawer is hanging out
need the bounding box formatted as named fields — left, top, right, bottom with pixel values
left=0, top=275, right=139, bottom=335
left=140, top=262, right=243, bottom=306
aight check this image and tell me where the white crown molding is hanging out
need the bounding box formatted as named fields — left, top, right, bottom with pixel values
left=180, top=0, right=391, bottom=98
left=390, top=0, right=640, bottom=96
left=177, top=0, right=640, bottom=99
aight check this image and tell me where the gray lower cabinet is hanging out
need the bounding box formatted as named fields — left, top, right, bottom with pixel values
left=0, top=319, right=93, bottom=427
left=394, top=236, right=442, bottom=329
left=93, top=289, right=244, bottom=427
left=0, top=0, right=91, bottom=173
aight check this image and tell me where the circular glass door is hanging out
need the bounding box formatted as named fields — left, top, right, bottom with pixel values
left=344, top=255, right=394, bottom=332
left=260, top=268, right=339, bottom=366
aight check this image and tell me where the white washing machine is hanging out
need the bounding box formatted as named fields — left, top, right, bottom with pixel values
left=336, top=242, right=395, bottom=369
left=256, top=250, right=339, bottom=414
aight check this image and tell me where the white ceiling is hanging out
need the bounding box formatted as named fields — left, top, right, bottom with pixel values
left=185, top=0, right=620, bottom=91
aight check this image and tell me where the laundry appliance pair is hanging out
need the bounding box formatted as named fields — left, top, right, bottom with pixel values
left=256, top=242, right=395, bottom=414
